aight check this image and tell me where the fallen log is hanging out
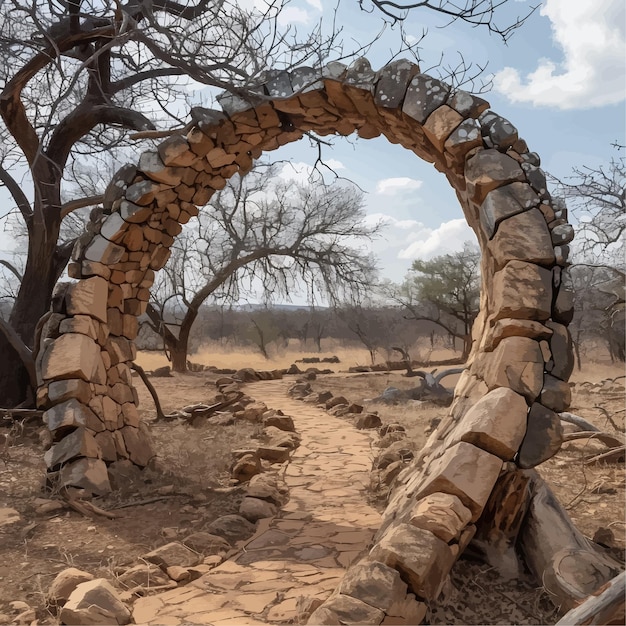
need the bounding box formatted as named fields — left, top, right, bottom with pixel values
left=585, top=446, right=625, bottom=466
left=555, top=571, right=625, bottom=625
left=563, top=431, right=625, bottom=449
left=0, top=408, right=44, bottom=422
left=560, top=412, right=601, bottom=433
left=474, top=468, right=622, bottom=612
left=519, top=470, right=622, bottom=612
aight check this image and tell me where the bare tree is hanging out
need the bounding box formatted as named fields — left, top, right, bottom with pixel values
left=360, top=0, right=539, bottom=43
left=0, top=0, right=352, bottom=406
left=390, top=242, right=480, bottom=360
left=550, top=145, right=625, bottom=363
left=551, top=144, right=625, bottom=271
left=143, top=164, right=379, bottom=371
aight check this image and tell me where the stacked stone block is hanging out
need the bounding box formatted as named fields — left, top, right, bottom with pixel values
left=35, top=57, right=575, bottom=621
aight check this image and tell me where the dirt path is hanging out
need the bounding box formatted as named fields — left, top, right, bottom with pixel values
left=132, top=378, right=382, bottom=625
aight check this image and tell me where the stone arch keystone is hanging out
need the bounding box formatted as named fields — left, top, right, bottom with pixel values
left=36, top=58, right=606, bottom=617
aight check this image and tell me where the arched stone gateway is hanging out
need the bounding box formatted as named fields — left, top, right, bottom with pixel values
left=35, top=58, right=619, bottom=618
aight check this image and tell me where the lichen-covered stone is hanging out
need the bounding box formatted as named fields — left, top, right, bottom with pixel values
left=403, top=74, right=450, bottom=124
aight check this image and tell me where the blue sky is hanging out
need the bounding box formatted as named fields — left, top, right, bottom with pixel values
left=1, top=0, right=624, bottom=289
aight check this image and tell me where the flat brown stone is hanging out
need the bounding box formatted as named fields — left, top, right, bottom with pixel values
left=477, top=336, right=544, bottom=403
left=451, top=387, right=528, bottom=460
left=369, top=524, right=455, bottom=600
left=408, top=493, right=472, bottom=542
left=308, top=593, right=385, bottom=625
left=491, top=261, right=552, bottom=322
left=488, top=209, right=555, bottom=270
left=41, top=333, right=103, bottom=383
left=407, top=442, right=502, bottom=521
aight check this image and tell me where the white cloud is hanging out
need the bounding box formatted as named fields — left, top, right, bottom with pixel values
left=398, top=219, right=475, bottom=260
left=277, top=6, right=311, bottom=25
left=375, top=177, right=423, bottom=195
left=324, top=158, right=345, bottom=170
left=305, top=0, right=323, bottom=11
left=494, top=0, right=625, bottom=109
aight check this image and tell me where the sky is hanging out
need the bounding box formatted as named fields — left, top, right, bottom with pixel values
left=0, top=0, right=624, bottom=296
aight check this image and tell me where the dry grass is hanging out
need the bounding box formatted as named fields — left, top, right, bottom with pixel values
left=134, top=339, right=461, bottom=373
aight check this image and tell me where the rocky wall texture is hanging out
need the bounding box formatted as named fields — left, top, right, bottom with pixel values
left=35, top=57, right=575, bottom=623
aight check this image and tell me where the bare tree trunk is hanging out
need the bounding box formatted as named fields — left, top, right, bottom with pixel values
left=473, top=468, right=622, bottom=612
left=0, top=207, right=67, bottom=407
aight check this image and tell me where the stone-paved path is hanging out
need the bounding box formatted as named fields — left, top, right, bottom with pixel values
left=132, top=379, right=382, bottom=625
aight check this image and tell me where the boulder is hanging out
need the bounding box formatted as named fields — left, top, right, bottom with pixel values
left=143, top=542, right=201, bottom=570
left=206, top=514, right=256, bottom=543
left=182, top=532, right=231, bottom=555
left=355, top=413, right=382, bottom=429
left=370, top=524, right=455, bottom=601
left=339, top=560, right=407, bottom=613
left=47, top=568, right=94, bottom=610
left=60, top=579, right=131, bottom=625
left=247, top=473, right=289, bottom=505
left=115, top=563, right=171, bottom=590
left=239, top=497, right=278, bottom=522
left=231, top=453, right=261, bottom=483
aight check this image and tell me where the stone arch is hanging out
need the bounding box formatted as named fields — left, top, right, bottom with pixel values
left=35, top=57, right=580, bottom=611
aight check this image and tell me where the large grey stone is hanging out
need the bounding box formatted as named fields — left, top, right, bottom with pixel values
left=465, top=149, right=525, bottom=203
left=480, top=182, right=545, bottom=238
left=182, top=532, right=231, bottom=555
left=518, top=403, right=564, bottom=468
left=239, top=497, right=277, bottom=522
left=546, top=321, right=574, bottom=381
left=206, top=514, right=256, bottom=542
left=59, top=458, right=111, bottom=495
left=540, top=374, right=572, bottom=412
left=488, top=209, right=555, bottom=270
left=44, top=427, right=100, bottom=468
left=402, top=74, right=450, bottom=124
left=44, top=398, right=104, bottom=435
left=374, top=59, right=420, bottom=109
